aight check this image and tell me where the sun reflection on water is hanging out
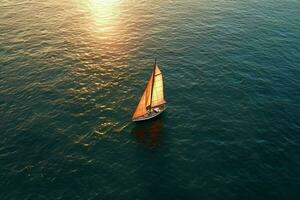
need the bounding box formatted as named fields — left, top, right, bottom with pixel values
left=87, top=0, right=121, bottom=33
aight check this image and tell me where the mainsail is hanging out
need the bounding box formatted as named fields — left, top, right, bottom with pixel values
left=132, top=63, right=165, bottom=119
left=151, top=66, right=165, bottom=107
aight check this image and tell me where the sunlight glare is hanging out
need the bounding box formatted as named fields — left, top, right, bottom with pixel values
left=90, top=0, right=119, bottom=7
left=88, top=0, right=121, bottom=33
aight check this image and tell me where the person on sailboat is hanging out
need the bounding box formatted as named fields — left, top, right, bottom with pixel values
left=146, top=105, right=151, bottom=114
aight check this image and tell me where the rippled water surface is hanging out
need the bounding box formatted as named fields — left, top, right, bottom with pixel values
left=1, top=0, right=300, bottom=199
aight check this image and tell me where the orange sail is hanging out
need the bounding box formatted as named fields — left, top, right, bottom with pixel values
left=132, top=62, right=166, bottom=120
left=132, top=73, right=154, bottom=119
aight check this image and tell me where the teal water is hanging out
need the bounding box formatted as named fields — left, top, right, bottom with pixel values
left=1, top=0, right=300, bottom=199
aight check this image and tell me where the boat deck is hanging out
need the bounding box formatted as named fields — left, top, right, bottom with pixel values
left=133, top=104, right=166, bottom=122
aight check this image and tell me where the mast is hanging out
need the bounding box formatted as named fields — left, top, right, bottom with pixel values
left=150, top=58, right=156, bottom=108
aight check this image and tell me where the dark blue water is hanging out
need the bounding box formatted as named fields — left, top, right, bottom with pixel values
left=1, top=0, right=300, bottom=199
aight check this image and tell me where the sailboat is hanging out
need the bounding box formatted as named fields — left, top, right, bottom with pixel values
left=132, top=60, right=166, bottom=122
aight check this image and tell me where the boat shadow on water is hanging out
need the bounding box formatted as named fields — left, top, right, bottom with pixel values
left=131, top=114, right=188, bottom=199
left=131, top=114, right=165, bottom=148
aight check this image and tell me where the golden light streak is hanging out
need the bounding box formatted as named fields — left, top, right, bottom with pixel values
left=87, top=0, right=121, bottom=33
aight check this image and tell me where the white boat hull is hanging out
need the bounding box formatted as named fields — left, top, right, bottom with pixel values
left=132, top=104, right=166, bottom=122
